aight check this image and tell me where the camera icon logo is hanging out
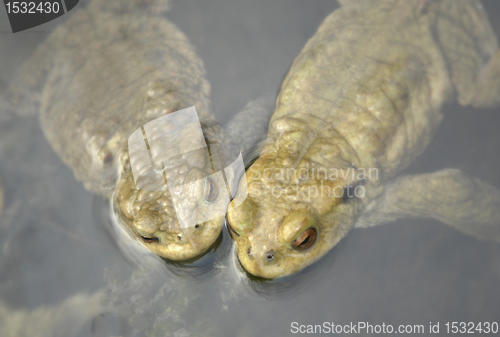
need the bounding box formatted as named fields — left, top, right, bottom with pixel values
left=128, top=106, right=248, bottom=229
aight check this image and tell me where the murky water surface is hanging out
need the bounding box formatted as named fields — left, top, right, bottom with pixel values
left=1, top=1, right=500, bottom=336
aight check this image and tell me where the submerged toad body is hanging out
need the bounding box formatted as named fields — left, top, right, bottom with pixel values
left=3, top=0, right=273, bottom=260
left=227, top=0, right=500, bottom=278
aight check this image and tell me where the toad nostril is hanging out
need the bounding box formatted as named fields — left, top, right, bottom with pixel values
left=247, top=247, right=251, bottom=255
left=266, top=253, right=274, bottom=261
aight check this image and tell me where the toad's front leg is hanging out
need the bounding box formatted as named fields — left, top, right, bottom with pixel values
left=356, top=169, right=500, bottom=242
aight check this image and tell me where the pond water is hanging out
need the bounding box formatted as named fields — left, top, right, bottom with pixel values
left=1, top=1, right=500, bottom=336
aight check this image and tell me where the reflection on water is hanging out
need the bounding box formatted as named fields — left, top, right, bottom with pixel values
left=1, top=1, right=500, bottom=337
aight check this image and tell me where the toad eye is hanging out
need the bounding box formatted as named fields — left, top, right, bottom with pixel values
left=204, top=177, right=218, bottom=203
left=140, top=236, right=159, bottom=243
left=292, top=228, right=316, bottom=251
